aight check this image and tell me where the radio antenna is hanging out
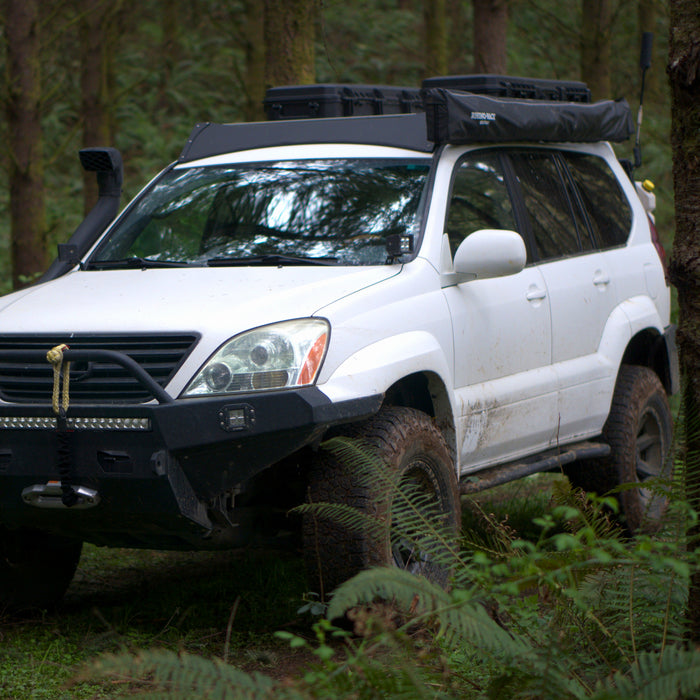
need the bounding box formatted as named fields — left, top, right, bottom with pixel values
left=634, top=32, right=653, bottom=170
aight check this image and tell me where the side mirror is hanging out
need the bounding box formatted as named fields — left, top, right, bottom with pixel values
left=441, top=229, right=526, bottom=287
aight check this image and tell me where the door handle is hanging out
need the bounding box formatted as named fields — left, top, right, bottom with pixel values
left=526, top=286, right=547, bottom=301
left=593, top=270, right=610, bottom=287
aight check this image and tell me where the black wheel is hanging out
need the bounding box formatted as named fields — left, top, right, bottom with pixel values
left=566, top=365, right=673, bottom=532
left=303, top=406, right=460, bottom=597
left=0, top=526, right=82, bottom=611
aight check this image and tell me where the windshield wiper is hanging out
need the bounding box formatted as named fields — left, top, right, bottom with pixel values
left=85, top=257, right=199, bottom=270
left=206, top=254, right=338, bottom=267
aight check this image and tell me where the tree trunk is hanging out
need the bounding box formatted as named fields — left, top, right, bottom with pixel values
left=581, top=0, right=612, bottom=99
left=424, top=0, right=448, bottom=78
left=472, top=0, right=508, bottom=74
left=264, top=0, right=315, bottom=88
left=3, top=0, right=47, bottom=288
left=243, top=0, right=266, bottom=121
left=667, top=0, right=700, bottom=643
left=159, top=0, right=179, bottom=112
left=448, top=0, right=470, bottom=74
left=638, top=0, right=655, bottom=32
left=80, top=0, right=118, bottom=213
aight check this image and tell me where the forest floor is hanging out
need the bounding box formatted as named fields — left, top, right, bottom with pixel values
left=0, top=473, right=561, bottom=699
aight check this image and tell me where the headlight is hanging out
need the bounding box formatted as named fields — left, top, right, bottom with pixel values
left=182, top=319, right=329, bottom=396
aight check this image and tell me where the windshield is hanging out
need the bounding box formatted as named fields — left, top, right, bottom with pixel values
left=89, top=158, right=431, bottom=267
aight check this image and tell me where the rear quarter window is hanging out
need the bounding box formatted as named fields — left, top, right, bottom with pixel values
left=562, top=152, right=632, bottom=249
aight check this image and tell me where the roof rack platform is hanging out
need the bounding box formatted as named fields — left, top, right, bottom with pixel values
left=179, top=113, right=433, bottom=163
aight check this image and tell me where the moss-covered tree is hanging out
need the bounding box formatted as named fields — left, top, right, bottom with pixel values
left=581, top=0, right=612, bottom=99
left=80, top=0, right=122, bottom=213
left=242, top=0, right=266, bottom=121
left=667, top=0, right=700, bottom=641
left=264, top=0, right=315, bottom=87
left=424, top=0, right=448, bottom=78
left=2, top=0, right=47, bottom=288
left=472, top=0, right=508, bottom=74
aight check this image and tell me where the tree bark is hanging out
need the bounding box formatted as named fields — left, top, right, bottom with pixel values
left=243, top=0, right=266, bottom=121
left=264, top=0, right=315, bottom=88
left=80, top=0, right=118, bottom=213
left=667, top=0, right=700, bottom=642
left=448, top=0, right=470, bottom=74
left=3, top=0, right=47, bottom=288
left=581, top=0, right=612, bottom=100
left=472, top=0, right=508, bottom=74
left=638, top=0, right=655, bottom=32
left=424, top=0, right=448, bottom=78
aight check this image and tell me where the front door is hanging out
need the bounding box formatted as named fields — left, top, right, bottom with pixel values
left=441, top=151, right=557, bottom=471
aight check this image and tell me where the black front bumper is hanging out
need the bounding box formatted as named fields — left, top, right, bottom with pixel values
left=0, top=387, right=381, bottom=548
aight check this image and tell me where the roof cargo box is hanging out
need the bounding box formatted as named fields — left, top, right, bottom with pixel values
left=264, top=84, right=423, bottom=120
left=422, top=88, right=634, bottom=145
left=422, top=74, right=592, bottom=103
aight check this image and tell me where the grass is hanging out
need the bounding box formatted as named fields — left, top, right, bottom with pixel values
left=0, top=546, right=311, bottom=699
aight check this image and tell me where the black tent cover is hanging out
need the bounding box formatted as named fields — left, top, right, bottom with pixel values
left=423, top=88, right=634, bottom=144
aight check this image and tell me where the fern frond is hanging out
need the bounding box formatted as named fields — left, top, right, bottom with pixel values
left=591, top=646, right=700, bottom=700
left=302, top=434, right=468, bottom=582
left=295, top=500, right=387, bottom=539
left=552, top=478, right=624, bottom=542
left=328, top=567, right=529, bottom=661
left=88, top=648, right=284, bottom=699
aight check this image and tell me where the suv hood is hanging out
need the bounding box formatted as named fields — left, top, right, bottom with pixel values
left=0, top=266, right=399, bottom=340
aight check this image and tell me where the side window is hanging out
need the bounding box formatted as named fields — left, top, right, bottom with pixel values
left=562, top=152, right=632, bottom=249
left=445, top=153, right=517, bottom=256
left=508, top=151, right=582, bottom=262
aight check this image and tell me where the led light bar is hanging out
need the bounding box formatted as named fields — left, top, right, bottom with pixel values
left=0, top=416, right=57, bottom=429
left=67, top=417, right=152, bottom=431
left=0, top=416, right=151, bottom=430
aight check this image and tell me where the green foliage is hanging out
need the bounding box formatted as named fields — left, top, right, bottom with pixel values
left=87, top=648, right=280, bottom=700
left=296, top=440, right=700, bottom=698
left=72, top=436, right=700, bottom=699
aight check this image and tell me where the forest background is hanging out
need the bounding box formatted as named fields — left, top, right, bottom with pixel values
left=0, top=0, right=672, bottom=292
left=1, top=1, right=698, bottom=697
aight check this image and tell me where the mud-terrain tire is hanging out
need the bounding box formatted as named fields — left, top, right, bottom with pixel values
left=566, top=365, right=672, bottom=532
left=303, top=407, right=460, bottom=597
left=0, top=526, right=82, bottom=611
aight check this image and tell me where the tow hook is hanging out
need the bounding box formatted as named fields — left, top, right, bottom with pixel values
left=21, top=481, right=100, bottom=509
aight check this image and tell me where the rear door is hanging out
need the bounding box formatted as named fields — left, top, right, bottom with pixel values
left=506, top=149, right=621, bottom=439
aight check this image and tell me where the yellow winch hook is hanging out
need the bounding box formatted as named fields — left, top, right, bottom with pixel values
left=46, top=343, right=71, bottom=415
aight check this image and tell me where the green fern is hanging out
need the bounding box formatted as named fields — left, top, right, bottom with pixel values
left=88, top=648, right=286, bottom=699
left=590, top=646, right=700, bottom=700
left=299, top=435, right=467, bottom=580
left=81, top=400, right=700, bottom=699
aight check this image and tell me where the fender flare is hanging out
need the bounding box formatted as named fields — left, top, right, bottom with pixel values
left=317, top=330, right=453, bottom=409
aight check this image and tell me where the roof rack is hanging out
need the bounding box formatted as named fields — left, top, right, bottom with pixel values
left=178, top=75, right=633, bottom=161
left=178, top=113, right=433, bottom=163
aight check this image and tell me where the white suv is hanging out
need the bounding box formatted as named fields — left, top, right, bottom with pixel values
left=0, top=77, right=676, bottom=607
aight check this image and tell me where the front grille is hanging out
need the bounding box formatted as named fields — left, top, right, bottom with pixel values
left=0, top=334, right=199, bottom=403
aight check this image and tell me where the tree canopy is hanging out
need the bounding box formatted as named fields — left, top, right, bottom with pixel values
left=0, top=0, right=672, bottom=289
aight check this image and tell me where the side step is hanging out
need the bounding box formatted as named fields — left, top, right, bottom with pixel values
left=459, top=441, right=611, bottom=495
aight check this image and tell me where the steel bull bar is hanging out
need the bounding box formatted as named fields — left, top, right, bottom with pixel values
left=0, top=347, right=173, bottom=510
